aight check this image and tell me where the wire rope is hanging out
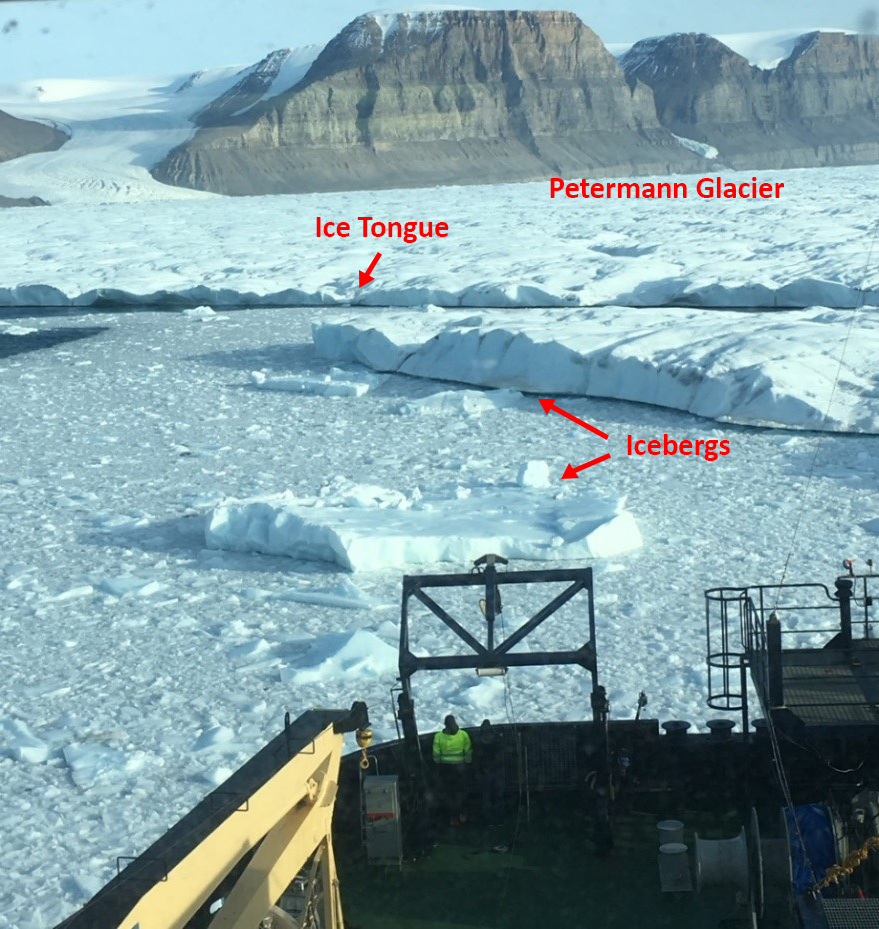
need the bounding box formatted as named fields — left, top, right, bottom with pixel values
left=764, top=220, right=879, bottom=892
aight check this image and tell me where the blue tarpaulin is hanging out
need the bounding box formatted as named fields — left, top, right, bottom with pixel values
left=785, top=803, right=837, bottom=893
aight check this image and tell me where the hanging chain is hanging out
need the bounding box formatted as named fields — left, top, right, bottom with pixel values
left=356, top=727, right=373, bottom=770
left=816, top=835, right=879, bottom=889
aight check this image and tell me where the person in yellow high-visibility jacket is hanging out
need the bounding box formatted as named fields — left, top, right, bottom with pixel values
left=433, top=715, right=472, bottom=825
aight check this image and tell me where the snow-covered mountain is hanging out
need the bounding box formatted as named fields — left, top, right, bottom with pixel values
left=0, top=45, right=320, bottom=205
left=619, top=30, right=879, bottom=171
left=151, top=9, right=708, bottom=196
left=152, top=12, right=879, bottom=195
left=0, top=15, right=876, bottom=204
left=192, top=46, right=317, bottom=126
left=608, top=26, right=856, bottom=70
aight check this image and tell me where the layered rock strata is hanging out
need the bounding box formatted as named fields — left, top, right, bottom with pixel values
left=620, top=31, right=879, bottom=169
left=153, top=10, right=707, bottom=195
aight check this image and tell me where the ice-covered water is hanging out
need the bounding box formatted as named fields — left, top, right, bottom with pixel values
left=1, top=304, right=877, bottom=927
left=3, top=39, right=879, bottom=929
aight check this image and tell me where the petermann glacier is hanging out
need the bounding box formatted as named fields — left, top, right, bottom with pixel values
left=0, top=163, right=877, bottom=309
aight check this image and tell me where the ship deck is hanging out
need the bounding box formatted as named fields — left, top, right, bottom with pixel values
left=337, top=799, right=764, bottom=929
left=775, top=639, right=879, bottom=730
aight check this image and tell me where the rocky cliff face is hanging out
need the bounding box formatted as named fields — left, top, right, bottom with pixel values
left=0, top=109, right=67, bottom=206
left=620, top=31, right=879, bottom=169
left=192, top=49, right=296, bottom=127
left=0, top=194, right=49, bottom=208
left=0, top=109, right=67, bottom=165
left=152, top=10, right=707, bottom=195
left=191, top=46, right=320, bottom=127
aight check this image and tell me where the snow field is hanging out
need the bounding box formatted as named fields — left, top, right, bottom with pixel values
left=0, top=47, right=319, bottom=205
left=0, top=166, right=878, bottom=308
left=0, top=305, right=877, bottom=927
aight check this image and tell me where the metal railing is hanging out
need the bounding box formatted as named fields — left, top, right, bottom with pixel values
left=705, top=572, right=877, bottom=729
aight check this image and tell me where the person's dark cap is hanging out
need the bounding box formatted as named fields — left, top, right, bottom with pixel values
left=444, top=714, right=456, bottom=727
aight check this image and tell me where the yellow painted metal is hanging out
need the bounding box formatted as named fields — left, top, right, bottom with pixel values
left=116, top=725, right=345, bottom=929
left=356, top=727, right=373, bottom=770
left=207, top=762, right=337, bottom=929
left=320, top=833, right=344, bottom=929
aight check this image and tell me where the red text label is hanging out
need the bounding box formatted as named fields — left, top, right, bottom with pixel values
left=550, top=176, right=784, bottom=200
left=627, top=434, right=730, bottom=461
left=316, top=216, right=449, bottom=242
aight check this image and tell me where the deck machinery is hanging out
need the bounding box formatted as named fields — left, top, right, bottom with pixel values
left=55, top=558, right=879, bottom=929
left=706, top=563, right=879, bottom=927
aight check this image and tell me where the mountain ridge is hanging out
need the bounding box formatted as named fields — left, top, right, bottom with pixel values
left=150, top=9, right=710, bottom=195
left=621, top=30, right=879, bottom=171
left=1, top=14, right=878, bottom=203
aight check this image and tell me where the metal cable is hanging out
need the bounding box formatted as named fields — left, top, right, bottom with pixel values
left=774, top=223, right=879, bottom=600
left=495, top=604, right=525, bottom=927
left=765, top=221, right=879, bottom=893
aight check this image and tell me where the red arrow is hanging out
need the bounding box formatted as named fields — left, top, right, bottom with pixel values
left=539, top=398, right=609, bottom=440
left=562, top=454, right=612, bottom=478
left=358, top=252, right=382, bottom=287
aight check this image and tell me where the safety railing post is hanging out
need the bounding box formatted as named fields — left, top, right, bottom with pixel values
left=836, top=577, right=854, bottom=648
left=767, top=613, right=784, bottom=708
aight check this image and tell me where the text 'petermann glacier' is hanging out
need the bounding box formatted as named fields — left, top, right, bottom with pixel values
left=551, top=176, right=785, bottom=200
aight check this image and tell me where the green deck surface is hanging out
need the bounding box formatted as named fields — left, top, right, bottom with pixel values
left=338, top=805, right=747, bottom=929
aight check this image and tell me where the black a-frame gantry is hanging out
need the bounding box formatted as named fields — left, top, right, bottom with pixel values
left=396, top=555, right=606, bottom=765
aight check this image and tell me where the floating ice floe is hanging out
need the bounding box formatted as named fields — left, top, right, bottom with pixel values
left=181, top=305, right=220, bottom=320
left=203, top=766, right=235, bottom=787
left=1, top=718, right=50, bottom=764
left=275, top=578, right=378, bottom=609
left=279, top=629, right=397, bottom=685
left=387, top=387, right=523, bottom=416
left=96, top=575, right=165, bottom=597
left=62, top=743, right=143, bottom=789
left=43, top=584, right=95, bottom=603
left=192, top=725, right=236, bottom=752
left=517, top=460, right=552, bottom=488
left=250, top=367, right=381, bottom=398
left=227, top=638, right=272, bottom=661
left=0, top=322, right=37, bottom=336
left=205, top=476, right=641, bottom=572
left=313, top=306, right=879, bottom=433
